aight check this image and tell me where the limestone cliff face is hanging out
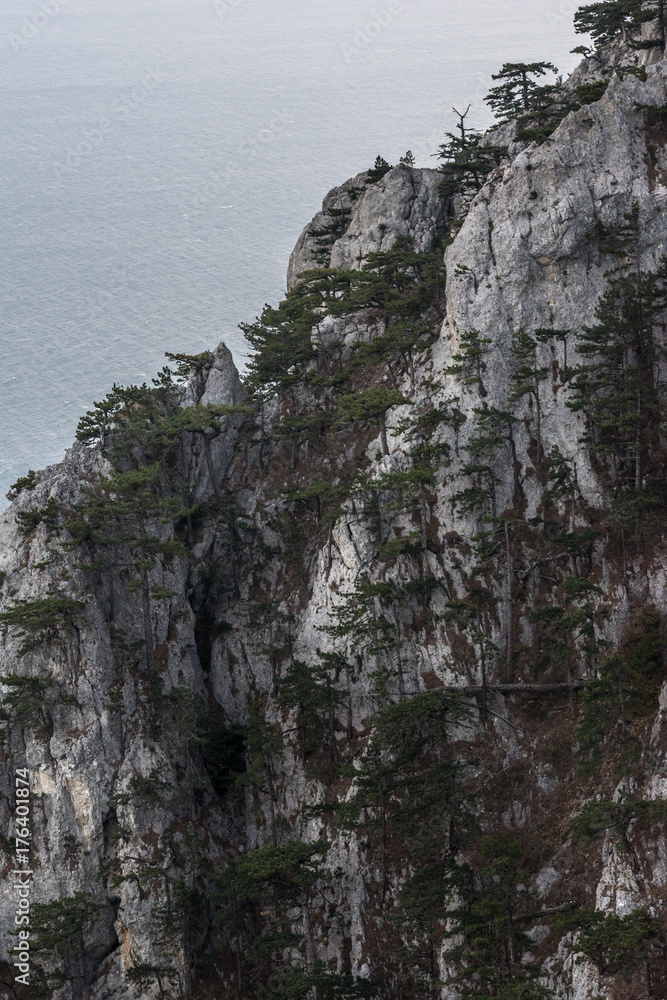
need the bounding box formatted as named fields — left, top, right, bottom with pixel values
left=2, top=46, right=667, bottom=1000
left=287, top=165, right=450, bottom=289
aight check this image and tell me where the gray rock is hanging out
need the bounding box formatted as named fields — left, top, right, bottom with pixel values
left=5, top=46, right=667, bottom=1000
left=287, top=166, right=450, bottom=288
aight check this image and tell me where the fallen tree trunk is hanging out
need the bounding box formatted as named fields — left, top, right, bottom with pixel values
left=440, top=683, right=585, bottom=695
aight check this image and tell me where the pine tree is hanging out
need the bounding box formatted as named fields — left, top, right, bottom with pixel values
left=515, top=82, right=579, bottom=144
left=278, top=657, right=343, bottom=773
left=367, top=155, right=392, bottom=183
left=485, top=62, right=558, bottom=124
left=446, top=328, right=492, bottom=396
left=241, top=284, right=320, bottom=401
left=335, top=388, right=410, bottom=455
left=436, top=107, right=506, bottom=199
left=164, top=350, right=214, bottom=401
left=574, top=0, right=661, bottom=47
left=567, top=209, right=667, bottom=491
left=309, top=204, right=353, bottom=266
left=528, top=577, right=607, bottom=697
left=445, top=836, right=552, bottom=999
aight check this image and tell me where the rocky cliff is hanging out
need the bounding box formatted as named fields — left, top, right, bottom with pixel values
left=2, top=32, right=667, bottom=1000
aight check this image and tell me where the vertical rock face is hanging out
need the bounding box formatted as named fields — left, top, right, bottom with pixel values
left=3, top=46, right=667, bottom=1000
left=287, top=165, right=451, bottom=288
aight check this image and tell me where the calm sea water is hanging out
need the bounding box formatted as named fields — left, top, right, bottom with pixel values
left=0, top=0, right=580, bottom=506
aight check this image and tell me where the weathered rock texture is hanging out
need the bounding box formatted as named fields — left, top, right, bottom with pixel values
left=287, top=165, right=450, bottom=289
left=2, top=42, right=667, bottom=1000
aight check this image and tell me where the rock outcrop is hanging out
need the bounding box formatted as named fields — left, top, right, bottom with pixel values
left=287, top=165, right=450, bottom=288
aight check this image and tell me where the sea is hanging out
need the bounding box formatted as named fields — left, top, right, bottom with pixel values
left=0, top=0, right=581, bottom=507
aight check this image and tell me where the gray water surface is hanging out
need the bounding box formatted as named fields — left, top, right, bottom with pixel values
left=0, top=0, right=581, bottom=506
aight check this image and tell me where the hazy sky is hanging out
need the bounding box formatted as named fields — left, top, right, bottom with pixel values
left=0, top=0, right=583, bottom=502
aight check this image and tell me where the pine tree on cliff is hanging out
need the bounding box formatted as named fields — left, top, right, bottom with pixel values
left=436, top=107, right=505, bottom=199
left=484, top=62, right=558, bottom=122
left=573, top=0, right=663, bottom=48
left=568, top=206, right=667, bottom=492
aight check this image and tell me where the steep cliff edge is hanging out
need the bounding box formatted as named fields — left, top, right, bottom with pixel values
left=3, top=40, right=667, bottom=1000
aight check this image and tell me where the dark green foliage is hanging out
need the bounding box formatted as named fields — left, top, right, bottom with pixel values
left=436, top=107, right=506, bottom=200
left=283, top=478, right=352, bottom=527
left=459, top=404, right=521, bottom=517
left=321, top=236, right=448, bottom=324
left=336, top=387, right=410, bottom=421
left=568, top=210, right=667, bottom=490
left=0, top=675, right=50, bottom=735
left=481, top=60, right=583, bottom=144
left=309, top=206, right=353, bottom=266
left=576, top=80, right=609, bottom=104
left=243, top=235, right=445, bottom=407
left=75, top=377, right=176, bottom=451
left=575, top=0, right=665, bottom=50
left=234, top=708, right=284, bottom=840
left=528, top=577, right=607, bottom=684
left=226, top=840, right=328, bottom=903
left=542, top=446, right=578, bottom=505
left=30, top=892, right=105, bottom=986
left=278, top=657, right=343, bottom=768
left=340, top=692, right=468, bottom=901
left=486, top=983, right=554, bottom=1000
left=16, top=496, right=61, bottom=536
left=574, top=0, right=643, bottom=44
left=0, top=596, right=83, bottom=656
left=129, top=770, right=172, bottom=806
left=636, top=101, right=667, bottom=124
left=367, top=155, right=392, bottom=183
left=200, top=719, right=247, bottom=794
left=6, top=469, right=36, bottom=501
left=574, top=908, right=664, bottom=975
left=241, top=286, right=321, bottom=400
left=323, top=574, right=398, bottom=657
left=336, top=388, right=411, bottom=455
left=446, top=328, right=491, bottom=396
left=164, top=349, right=214, bottom=399
left=126, top=964, right=180, bottom=996
left=157, top=402, right=250, bottom=500
left=214, top=841, right=335, bottom=999
left=485, top=62, right=559, bottom=123
left=510, top=330, right=550, bottom=460
left=571, top=794, right=667, bottom=845
left=576, top=605, right=665, bottom=772
left=244, top=600, right=295, bottom=682
left=515, top=84, right=579, bottom=145
left=607, top=477, right=667, bottom=542
left=272, top=963, right=377, bottom=1000
left=276, top=410, right=334, bottom=441
left=446, top=836, right=547, bottom=998
left=396, top=857, right=460, bottom=996
left=379, top=531, right=423, bottom=559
